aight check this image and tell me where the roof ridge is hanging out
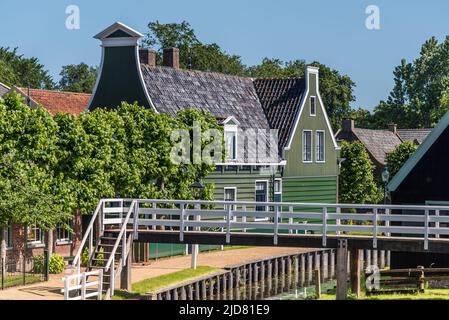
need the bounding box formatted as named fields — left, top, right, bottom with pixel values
left=18, top=87, right=91, bottom=96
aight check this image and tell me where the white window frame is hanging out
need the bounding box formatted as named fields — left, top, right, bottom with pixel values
left=316, top=130, right=326, bottom=163
left=255, top=180, right=269, bottom=221
left=224, top=187, right=238, bottom=221
left=224, top=125, right=238, bottom=162
left=302, top=130, right=313, bottom=163
left=5, top=225, right=12, bottom=250
left=27, top=225, right=44, bottom=247
left=274, top=178, right=282, bottom=203
left=310, top=96, right=317, bottom=116
left=56, top=220, right=73, bottom=245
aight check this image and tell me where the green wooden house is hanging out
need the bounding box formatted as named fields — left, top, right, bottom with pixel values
left=87, top=22, right=340, bottom=207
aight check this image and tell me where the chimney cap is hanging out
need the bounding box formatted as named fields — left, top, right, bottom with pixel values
left=163, top=47, right=180, bottom=69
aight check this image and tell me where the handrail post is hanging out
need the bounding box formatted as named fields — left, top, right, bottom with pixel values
left=226, top=205, right=232, bottom=243
left=322, top=207, right=328, bottom=247
left=122, top=228, right=127, bottom=267
left=133, top=201, right=139, bottom=239
left=152, top=202, right=156, bottom=230
left=424, top=209, right=429, bottom=250
left=242, top=205, right=247, bottom=232
left=336, top=206, right=341, bottom=235
left=81, top=273, right=87, bottom=300
left=288, top=205, right=293, bottom=235
left=435, top=210, right=440, bottom=239
left=63, top=276, right=69, bottom=300
left=274, top=205, right=279, bottom=245
left=98, top=269, right=103, bottom=300
left=373, top=209, right=378, bottom=249
left=179, top=203, right=185, bottom=242
left=385, top=208, right=390, bottom=237
left=110, top=257, right=115, bottom=296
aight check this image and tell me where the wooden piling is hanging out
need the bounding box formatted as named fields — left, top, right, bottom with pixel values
left=336, top=239, right=349, bottom=300
left=349, top=248, right=361, bottom=298
left=314, top=269, right=321, bottom=299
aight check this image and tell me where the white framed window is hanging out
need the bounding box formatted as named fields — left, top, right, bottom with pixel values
left=225, top=127, right=238, bottom=161
left=310, top=96, right=316, bottom=116
left=255, top=180, right=268, bottom=212
left=27, top=226, right=44, bottom=246
left=224, top=187, right=237, bottom=211
left=4, top=225, right=12, bottom=249
left=56, top=220, right=73, bottom=244
left=302, top=130, right=312, bottom=163
left=274, top=179, right=282, bottom=202
left=316, top=130, right=325, bottom=163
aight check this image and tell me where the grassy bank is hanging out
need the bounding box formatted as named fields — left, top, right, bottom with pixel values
left=317, top=288, right=449, bottom=300
left=113, top=266, right=219, bottom=300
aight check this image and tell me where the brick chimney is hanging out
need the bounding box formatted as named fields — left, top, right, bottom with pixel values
left=139, top=48, right=156, bottom=67
left=163, top=48, right=180, bottom=69
left=388, top=123, right=397, bottom=134
left=342, top=119, right=355, bottom=132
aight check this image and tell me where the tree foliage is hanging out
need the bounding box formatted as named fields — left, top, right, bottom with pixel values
left=339, top=141, right=382, bottom=204
left=58, top=63, right=98, bottom=93
left=0, top=47, right=54, bottom=89
left=385, top=141, right=418, bottom=178
left=369, top=36, right=449, bottom=129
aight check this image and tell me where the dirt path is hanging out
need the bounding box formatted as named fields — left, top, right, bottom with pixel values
left=0, top=246, right=313, bottom=300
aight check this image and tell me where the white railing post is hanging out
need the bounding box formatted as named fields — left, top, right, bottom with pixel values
left=101, top=200, right=105, bottom=233
left=152, top=202, right=157, bottom=230
left=133, top=201, right=139, bottom=239
left=373, top=208, right=378, bottom=249
left=226, top=205, right=232, bottom=243
left=242, top=205, right=247, bottom=233
left=336, top=206, right=341, bottom=235
left=288, top=205, right=293, bottom=235
left=424, top=209, right=429, bottom=250
left=98, top=269, right=103, bottom=300
left=385, top=208, right=390, bottom=237
left=274, top=205, right=279, bottom=245
left=435, top=210, right=440, bottom=239
left=122, top=230, right=127, bottom=268
left=179, top=203, right=185, bottom=242
left=63, top=276, right=69, bottom=300
left=81, top=273, right=87, bottom=300
left=89, top=228, right=93, bottom=258
left=110, top=257, right=115, bottom=296
left=322, top=207, right=328, bottom=247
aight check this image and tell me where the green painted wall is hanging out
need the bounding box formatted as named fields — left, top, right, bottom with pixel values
left=283, top=176, right=337, bottom=203
left=205, top=167, right=280, bottom=204
left=284, top=72, right=339, bottom=178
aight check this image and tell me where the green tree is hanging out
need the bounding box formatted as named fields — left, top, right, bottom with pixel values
left=385, top=141, right=418, bottom=178
left=0, top=47, right=54, bottom=89
left=143, top=21, right=247, bottom=75
left=373, top=36, right=449, bottom=128
left=339, top=141, right=382, bottom=204
left=58, top=63, right=98, bottom=93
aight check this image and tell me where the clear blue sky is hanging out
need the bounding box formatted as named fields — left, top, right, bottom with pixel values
left=1, top=0, right=448, bottom=110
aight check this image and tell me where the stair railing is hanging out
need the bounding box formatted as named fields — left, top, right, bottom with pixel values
left=104, top=200, right=137, bottom=297
left=73, top=200, right=104, bottom=274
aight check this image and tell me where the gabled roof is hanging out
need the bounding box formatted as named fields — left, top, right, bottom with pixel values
left=388, top=115, right=447, bottom=192
left=397, top=128, right=431, bottom=144
left=352, top=128, right=402, bottom=165
left=94, top=22, right=143, bottom=40
left=140, top=65, right=271, bottom=130
left=0, top=82, right=10, bottom=97
left=254, top=78, right=306, bottom=150
left=16, top=87, right=90, bottom=116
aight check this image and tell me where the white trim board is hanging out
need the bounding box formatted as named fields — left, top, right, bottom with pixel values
left=284, top=66, right=339, bottom=152
left=387, top=113, right=446, bottom=192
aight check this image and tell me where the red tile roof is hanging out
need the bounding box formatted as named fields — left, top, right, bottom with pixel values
left=19, top=88, right=91, bottom=116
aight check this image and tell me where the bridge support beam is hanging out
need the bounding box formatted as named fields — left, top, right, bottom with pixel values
left=336, top=239, right=349, bottom=300
left=350, top=248, right=361, bottom=298
left=120, top=244, right=132, bottom=291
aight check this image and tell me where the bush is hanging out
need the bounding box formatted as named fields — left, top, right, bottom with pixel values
left=32, top=253, right=65, bottom=274
left=81, top=247, right=89, bottom=267
left=49, top=254, right=65, bottom=274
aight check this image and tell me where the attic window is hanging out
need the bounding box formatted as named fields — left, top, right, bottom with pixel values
left=225, top=125, right=238, bottom=161
left=310, top=96, right=316, bottom=116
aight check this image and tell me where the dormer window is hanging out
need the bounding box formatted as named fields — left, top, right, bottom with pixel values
left=222, top=116, right=240, bottom=162
left=310, top=96, right=316, bottom=116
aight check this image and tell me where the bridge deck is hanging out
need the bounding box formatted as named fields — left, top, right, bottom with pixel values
left=108, top=230, right=449, bottom=254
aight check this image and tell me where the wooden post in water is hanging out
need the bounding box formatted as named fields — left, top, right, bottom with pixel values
left=330, top=250, right=335, bottom=277
left=349, top=248, right=361, bottom=298
left=336, top=239, right=349, bottom=300
left=314, top=269, right=321, bottom=299
left=373, top=250, right=378, bottom=268
left=194, top=282, right=200, bottom=300
left=365, top=250, right=371, bottom=268
left=294, top=255, right=299, bottom=284
left=380, top=250, right=385, bottom=269
left=307, top=253, right=313, bottom=284
left=300, top=254, right=306, bottom=286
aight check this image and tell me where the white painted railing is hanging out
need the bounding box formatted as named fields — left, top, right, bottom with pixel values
left=100, top=199, right=449, bottom=251
left=62, top=270, right=103, bottom=300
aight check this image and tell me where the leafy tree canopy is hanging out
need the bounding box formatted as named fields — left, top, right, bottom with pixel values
left=385, top=141, right=418, bottom=178
left=339, top=141, right=382, bottom=204
left=0, top=47, right=54, bottom=89
left=58, top=63, right=98, bottom=93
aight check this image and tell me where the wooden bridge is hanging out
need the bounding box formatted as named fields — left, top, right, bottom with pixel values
left=72, top=198, right=449, bottom=300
